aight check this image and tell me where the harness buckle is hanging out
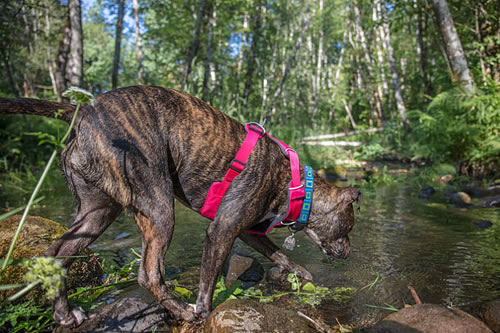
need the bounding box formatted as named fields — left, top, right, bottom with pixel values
left=230, top=158, right=246, bottom=173
left=247, top=122, right=266, bottom=137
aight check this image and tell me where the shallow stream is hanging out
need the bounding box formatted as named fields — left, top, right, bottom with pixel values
left=2, top=169, right=499, bottom=326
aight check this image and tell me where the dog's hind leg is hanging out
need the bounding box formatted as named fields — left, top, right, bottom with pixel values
left=132, top=186, right=195, bottom=322
left=239, top=232, right=313, bottom=281
left=44, top=175, right=122, bottom=327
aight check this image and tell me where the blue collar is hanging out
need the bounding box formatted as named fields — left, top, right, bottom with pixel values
left=295, top=165, right=314, bottom=228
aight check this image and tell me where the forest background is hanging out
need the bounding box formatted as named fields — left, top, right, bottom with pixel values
left=0, top=0, right=499, bottom=180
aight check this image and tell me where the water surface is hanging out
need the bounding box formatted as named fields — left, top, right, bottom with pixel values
left=2, top=172, right=499, bottom=326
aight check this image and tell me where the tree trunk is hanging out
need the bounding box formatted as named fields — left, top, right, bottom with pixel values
left=328, top=20, right=348, bottom=123
left=133, top=0, right=144, bottom=84
left=415, top=1, right=432, bottom=95
left=431, top=0, right=474, bottom=91
left=56, top=17, right=71, bottom=98
left=312, top=0, right=324, bottom=123
left=352, top=1, right=384, bottom=125
left=266, top=5, right=311, bottom=123
left=0, top=48, right=19, bottom=97
left=44, top=2, right=58, bottom=97
left=202, top=4, right=216, bottom=101
left=243, top=1, right=263, bottom=106
left=68, top=0, right=83, bottom=87
left=112, top=0, right=125, bottom=90
left=373, top=3, right=391, bottom=115
left=475, top=7, right=488, bottom=86
left=181, top=0, right=206, bottom=91
left=378, top=0, right=409, bottom=125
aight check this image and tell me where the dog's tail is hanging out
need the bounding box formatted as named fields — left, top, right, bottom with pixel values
left=0, top=98, right=76, bottom=123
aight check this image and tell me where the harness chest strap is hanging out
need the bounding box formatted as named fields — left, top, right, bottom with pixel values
left=200, top=123, right=266, bottom=220
left=200, top=123, right=309, bottom=233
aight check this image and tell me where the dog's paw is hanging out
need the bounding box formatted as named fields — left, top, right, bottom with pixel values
left=54, top=306, right=87, bottom=327
left=293, top=265, right=313, bottom=281
left=71, top=306, right=87, bottom=327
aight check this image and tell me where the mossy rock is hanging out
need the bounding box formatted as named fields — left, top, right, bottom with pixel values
left=0, top=215, right=104, bottom=301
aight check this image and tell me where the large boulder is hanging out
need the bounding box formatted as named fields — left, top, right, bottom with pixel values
left=370, top=304, right=492, bottom=333
left=204, top=299, right=315, bottom=333
left=481, top=300, right=500, bottom=333
left=0, top=215, right=103, bottom=300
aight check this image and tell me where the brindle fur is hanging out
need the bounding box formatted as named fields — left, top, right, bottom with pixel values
left=0, top=86, right=360, bottom=326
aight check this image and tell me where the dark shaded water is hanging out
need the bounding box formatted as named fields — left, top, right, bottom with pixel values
left=2, top=173, right=499, bottom=326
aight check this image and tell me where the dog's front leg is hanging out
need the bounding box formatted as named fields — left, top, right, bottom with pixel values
left=194, top=213, right=253, bottom=318
left=239, top=232, right=313, bottom=281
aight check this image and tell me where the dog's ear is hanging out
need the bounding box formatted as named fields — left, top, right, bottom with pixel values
left=341, top=188, right=362, bottom=214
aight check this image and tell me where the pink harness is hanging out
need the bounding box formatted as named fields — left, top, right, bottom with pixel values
left=200, top=123, right=305, bottom=234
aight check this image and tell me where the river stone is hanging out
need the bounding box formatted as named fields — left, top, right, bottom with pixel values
left=481, top=300, right=500, bottom=333
left=225, top=254, right=254, bottom=288
left=478, top=196, right=500, bottom=208
left=0, top=215, right=103, bottom=301
left=204, top=299, right=315, bottom=333
left=55, top=286, right=173, bottom=333
left=370, top=304, right=492, bottom=333
left=474, top=220, right=493, bottom=229
left=450, top=192, right=472, bottom=207
left=418, top=186, right=436, bottom=199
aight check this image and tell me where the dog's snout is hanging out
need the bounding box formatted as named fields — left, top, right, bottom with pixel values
left=334, top=237, right=350, bottom=258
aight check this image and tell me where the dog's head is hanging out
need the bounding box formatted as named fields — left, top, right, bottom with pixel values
left=305, top=186, right=361, bottom=259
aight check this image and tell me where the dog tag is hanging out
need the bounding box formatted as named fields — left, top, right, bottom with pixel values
left=283, top=232, right=296, bottom=251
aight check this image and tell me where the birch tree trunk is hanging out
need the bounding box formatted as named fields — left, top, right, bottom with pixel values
left=243, top=1, right=262, bottom=106
left=328, top=21, right=348, bottom=122
left=352, top=1, right=384, bottom=125
left=44, top=3, right=58, bottom=97
left=378, top=0, right=408, bottom=125
left=202, top=4, right=216, bottom=101
left=133, top=0, right=144, bottom=84
left=373, top=4, right=391, bottom=115
left=415, top=1, right=432, bottom=95
left=56, top=17, right=71, bottom=98
left=314, top=0, right=324, bottom=121
left=431, top=0, right=474, bottom=91
left=266, top=5, right=310, bottom=123
left=68, top=0, right=83, bottom=87
left=181, top=0, right=206, bottom=91
left=112, top=0, right=125, bottom=90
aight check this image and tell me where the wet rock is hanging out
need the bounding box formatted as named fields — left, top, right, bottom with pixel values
left=0, top=215, right=103, bottom=301
left=462, top=185, right=500, bottom=198
left=449, top=192, right=472, bottom=207
left=481, top=300, right=500, bottom=333
left=370, top=304, right=492, bottom=333
left=204, top=299, right=315, bottom=333
left=225, top=255, right=253, bottom=288
left=435, top=174, right=454, bottom=185
left=478, top=196, right=500, bottom=208
left=223, top=254, right=264, bottom=289
left=55, top=287, right=174, bottom=333
left=266, top=267, right=292, bottom=290
left=418, top=186, right=436, bottom=199
left=474, top=220, right=493, bottom=229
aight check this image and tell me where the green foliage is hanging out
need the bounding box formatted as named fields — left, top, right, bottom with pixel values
left=0, top=301, right=54, bottom=333
left=21, top=258, right=65, bottom=301
left=407, top=84, right=500, bottom=169
left=212, top=272, right=356, bottom=308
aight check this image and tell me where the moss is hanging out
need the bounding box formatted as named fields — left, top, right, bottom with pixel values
left=0, top=215, right=103, bottom=301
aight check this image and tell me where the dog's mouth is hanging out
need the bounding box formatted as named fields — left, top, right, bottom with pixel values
left=304, top=228, right=351, bottom=259
left=323, top=237, right=350, bottom=259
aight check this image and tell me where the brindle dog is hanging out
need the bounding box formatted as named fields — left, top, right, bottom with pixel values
left=0, top=86, right=360, bottom=326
